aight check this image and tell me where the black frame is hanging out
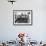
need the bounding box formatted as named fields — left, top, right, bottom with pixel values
left=13, top=10, right=33, bottom=26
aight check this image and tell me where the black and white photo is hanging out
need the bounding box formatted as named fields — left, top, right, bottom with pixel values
left=13, top=10, right=32, bottom=25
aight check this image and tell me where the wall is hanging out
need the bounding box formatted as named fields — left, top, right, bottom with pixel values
left=0, top=0, right=46, bottom=42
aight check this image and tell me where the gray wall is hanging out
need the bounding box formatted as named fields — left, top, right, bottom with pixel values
left=0, top=0, right=46, bottom=41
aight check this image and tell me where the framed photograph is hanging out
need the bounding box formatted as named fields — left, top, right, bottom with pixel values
left=13, top=10, right=33, bottom=26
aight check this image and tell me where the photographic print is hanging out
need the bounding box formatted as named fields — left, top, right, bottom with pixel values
left=13, top=10, right=32, bottom=25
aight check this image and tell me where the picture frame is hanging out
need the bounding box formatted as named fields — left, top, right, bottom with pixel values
left=13, top=10, right=33, bottom=26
